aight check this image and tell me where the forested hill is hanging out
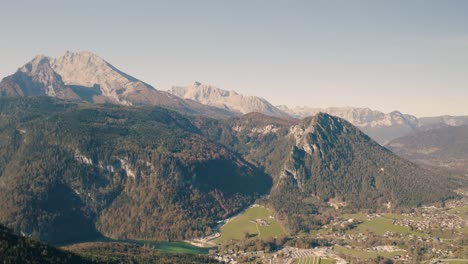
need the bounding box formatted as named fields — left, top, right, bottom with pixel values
left=0, top=223, right=218, bottom=264
left=0, top=97, right=271, bottom=244
left=198, top=112, right=462, bottom=232
left=0, top=224, right=95, bottom=263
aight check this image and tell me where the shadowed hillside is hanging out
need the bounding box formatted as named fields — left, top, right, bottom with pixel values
left=0, top=97, right=271, bottom=244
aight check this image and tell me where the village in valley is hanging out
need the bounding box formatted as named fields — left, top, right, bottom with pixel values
left=188, top=190, right=468, bottom=264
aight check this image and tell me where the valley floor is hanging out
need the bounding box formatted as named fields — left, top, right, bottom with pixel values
left=59, top=190, right=468, bottom=264
left=206, top=190, right=468, bottom=263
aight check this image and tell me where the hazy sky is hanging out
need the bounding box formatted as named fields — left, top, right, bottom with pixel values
left=1, top=0, right=467, bottom=117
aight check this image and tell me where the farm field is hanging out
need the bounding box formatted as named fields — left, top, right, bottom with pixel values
left=293, top=256, right=335, bottom=264
left=354, top=217, right=411, bottom=235
left=215, top=205, right=286, bottom=242
left=346, top=215, right=426, bottom=237
left=334, top=245, right=406, bottom=259
left=439, top=260, right=468, bottom=264
left=66, top=238, right=210, bottom=254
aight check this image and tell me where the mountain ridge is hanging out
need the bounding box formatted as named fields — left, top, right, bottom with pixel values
left=0, top=51, right=236, bottom=119
left=169, top=82, right=290, bottom=118
left=278, top=105, right=468, bottom=144
left=2, top=50, right=467, bottom=136
left=197, top=111, right=461, bottom=232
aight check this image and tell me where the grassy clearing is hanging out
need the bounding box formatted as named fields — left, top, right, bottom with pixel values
left=120, top=240, right=210, bottom=254
left=352, top=217, right=407, bottom=235
left=334, top=245, right=405, bottom=259
left=215, top=206, right=286, bottom=242
left=63, top=240, right=210, bottom=255
left=448, top=206, right=468, bottom=216
left=293, top=256, right=319, bottom=264
left=348, top=216, right=426, bottom=237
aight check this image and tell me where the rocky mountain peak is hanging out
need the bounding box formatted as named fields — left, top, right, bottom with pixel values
left=0, top=51, right=236, bottom=118
left=19, top=55, right=52, bottom=74
left=51, top=51, right=140, bottom=89
left=289, top=113, right=354, bottom=147
left=280, top=106, right=422, bottom=144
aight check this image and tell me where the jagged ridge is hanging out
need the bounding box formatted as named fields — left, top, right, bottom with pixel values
left=0, top=51, right=235, bottom=119
left=170, top=82, right=290, bottom=118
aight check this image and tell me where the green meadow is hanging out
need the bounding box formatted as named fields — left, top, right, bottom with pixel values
left=215, top=206, right=286, bottom=242
left=345, top=214, right=426, bottom=237
left=334, top=245, right=406, bottom=259
left=118, top=240, right=210, bottom=254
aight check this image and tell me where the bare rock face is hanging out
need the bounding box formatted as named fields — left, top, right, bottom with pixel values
left=0, top=55, right=79, bottom=99
left=50, top=51, right=155, bottom=105
left=280, top=106, right=468, bottom=145
left=0, top=51, right=234, bottom=118
left=170, top=82, right=290, bottom=118
left=279, top=106, right=420, bottom=128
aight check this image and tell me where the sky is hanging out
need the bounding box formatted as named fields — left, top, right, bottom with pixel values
left=1, top=0, right=467, bottom=117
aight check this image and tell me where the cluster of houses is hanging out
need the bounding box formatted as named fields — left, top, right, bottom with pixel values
left=396, top=206, right=467, bottom=232
left=209, top=248, right=266, bottom=263
left=208, top=247, right=346, bottom=264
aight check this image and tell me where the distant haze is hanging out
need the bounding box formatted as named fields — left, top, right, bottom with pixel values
left=1, top=0, right=467, bottom=117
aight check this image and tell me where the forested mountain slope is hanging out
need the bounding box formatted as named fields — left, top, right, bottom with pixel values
left=198, top=113, right=461, bottom=232
left=0, top=97, right=270, bottom=244
left=0, top=224, right=95, bottom=264
left=0, top=223, right=218, bottom=264
left=278, top=106, right=420, bottom=144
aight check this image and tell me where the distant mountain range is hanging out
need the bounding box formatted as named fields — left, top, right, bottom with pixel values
left=1, top=51, right=467, bottom=145
left=169, top=82, right=290, bottom=118
left=279, top=106, right=468, bottom=144
left=418, top=115, right=468, bottom=128
left=168, top=82, right=468, bottom=145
